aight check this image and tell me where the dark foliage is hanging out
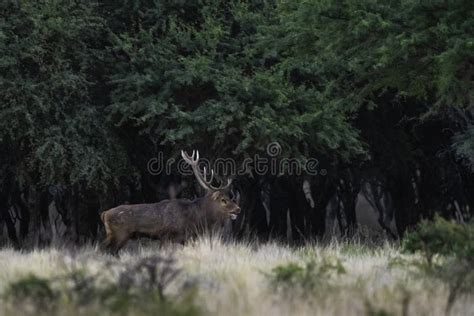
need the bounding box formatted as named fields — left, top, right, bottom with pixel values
left=0, top=0, right=472, bottom=247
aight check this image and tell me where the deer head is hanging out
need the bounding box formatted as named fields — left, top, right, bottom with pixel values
left=181, top=150, right=240, bottom=219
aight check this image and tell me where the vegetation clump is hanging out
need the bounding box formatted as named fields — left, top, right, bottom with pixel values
left=402, top=216, right=474, bottom=314
left=403, top=216, right=473, bottom=263
left=5, top=274, right=58, bottom=313
left=269, top=257, right=346, bottom=297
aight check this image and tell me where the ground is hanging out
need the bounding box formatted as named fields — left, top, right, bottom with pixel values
left=0, top=236, right=472, bottom=316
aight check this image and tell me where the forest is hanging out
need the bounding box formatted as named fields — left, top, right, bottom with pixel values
left=0, top=0, right=473, bottom=246
left=1, top=1, right=474, bottom=316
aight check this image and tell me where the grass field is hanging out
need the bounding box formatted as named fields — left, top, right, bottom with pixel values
left=0, top=236, right=472, bottom=316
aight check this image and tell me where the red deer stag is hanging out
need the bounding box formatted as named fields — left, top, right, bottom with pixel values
left=100, top=150, right=240, bottom=254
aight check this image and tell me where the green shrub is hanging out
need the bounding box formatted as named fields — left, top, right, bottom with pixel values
left=4, top=274, right=58, bottom=312
left=402, top=216, right=474, bottom=314
left=96, top=285, right=199, bottom=316
left=269, top=257, right=345, bottom=296
left=402, top=215, right=473, bottom=265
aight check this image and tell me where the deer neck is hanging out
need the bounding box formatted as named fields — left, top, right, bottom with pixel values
left=191, top=196, right=219, bottom=223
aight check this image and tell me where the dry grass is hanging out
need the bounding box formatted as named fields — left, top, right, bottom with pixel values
left=0, top=236, right=472, bottom=316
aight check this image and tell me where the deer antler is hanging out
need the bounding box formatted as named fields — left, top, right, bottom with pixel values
left=181, top=150, right=232, bottom=191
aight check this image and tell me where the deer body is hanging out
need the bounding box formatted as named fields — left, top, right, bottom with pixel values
left=100, top=151, right=240, bottom=254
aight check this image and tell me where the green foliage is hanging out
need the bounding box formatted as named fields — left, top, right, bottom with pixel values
left=4, top=274, right=57, bottom=312
left=106, top=0, right=365, bottom=161
left=0, top=1, right=131, bottom=192
left=402, top=216, right=474, bottom=313
left=273, top=0, right=474, bottom=114
left=269, top=257, right=345, bottom=295
left=0, top=0, right=376, bottom=198
left=402, top=215, right=474, bottom=265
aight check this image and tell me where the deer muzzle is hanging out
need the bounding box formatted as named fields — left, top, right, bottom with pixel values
left=230, top=206, right=241, bottom=220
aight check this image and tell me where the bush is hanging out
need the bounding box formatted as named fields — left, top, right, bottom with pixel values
left=268, top=257, right=345, bottom=296
left=402, top=215, right=473, bottom=265
left=4, top=275, right=58, bottom=313
left=402, top=216, right=474, bottom=314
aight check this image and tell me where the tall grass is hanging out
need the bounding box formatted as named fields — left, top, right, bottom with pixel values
left=0, top=235, right=472, bottom=316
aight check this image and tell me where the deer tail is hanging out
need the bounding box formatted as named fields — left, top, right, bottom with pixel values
left=100, top=211, right=107, bottom=223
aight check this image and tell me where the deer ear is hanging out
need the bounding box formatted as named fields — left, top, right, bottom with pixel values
left=211, top=191, right=221, bottom=200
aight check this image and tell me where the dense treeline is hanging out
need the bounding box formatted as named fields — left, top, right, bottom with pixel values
left=0, top=0, right=473, bottom=247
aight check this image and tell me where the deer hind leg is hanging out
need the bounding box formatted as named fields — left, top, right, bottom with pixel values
left=109, top=232, right=130, bottom=255
left=100, top=234, right=116, bottom=252
left=100, top=234, right=124, bottom=256
left=100, top=217, right=116, bottom=253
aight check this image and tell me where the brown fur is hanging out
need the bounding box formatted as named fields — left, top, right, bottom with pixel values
left=100, top=191, right=240, bottom=254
